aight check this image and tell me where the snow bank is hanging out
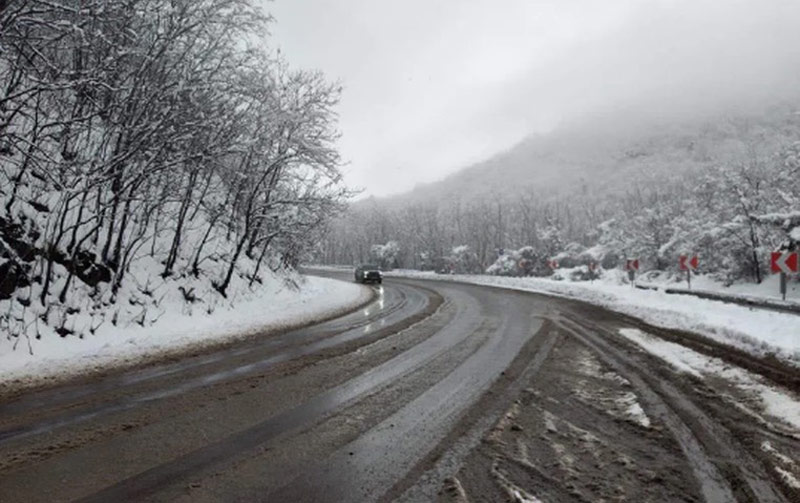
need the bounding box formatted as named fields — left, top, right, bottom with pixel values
left=620, top=328, right=800, bottom=431
left=637, top=269, right=800, bottom=304
left=385, top=269, right=800, bottom=366
left=0, top=276, right=371, bottom=390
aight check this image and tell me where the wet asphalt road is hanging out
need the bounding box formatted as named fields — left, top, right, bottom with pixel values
left=0, top=271, right=798, bottom=502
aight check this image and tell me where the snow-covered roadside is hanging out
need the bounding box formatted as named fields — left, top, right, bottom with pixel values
left=633, top=268, right=800, bottom=303
left=0, top=276, right=372, bottom=391
left=381, top=269, right=800, bottom=366
left=620, top=327, right=800, bottom=429
left=619, top=327, right=800, bottom=490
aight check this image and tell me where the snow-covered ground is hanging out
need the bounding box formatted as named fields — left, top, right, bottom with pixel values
left=380, top=268, right=800, bottom=366
left=660, top=273, right=799, bottom=301
left=620, top=328, right=800, bottom=430
left=0, top=275, right=371, bottom=391
left=636, top=268, right=800, bottom=305
left=620, top=326, right=800, bottom=490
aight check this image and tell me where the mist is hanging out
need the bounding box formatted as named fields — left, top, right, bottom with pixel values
left=270, top=0, right=800, bottom=197
left=506, top=0, right=800, bottom=131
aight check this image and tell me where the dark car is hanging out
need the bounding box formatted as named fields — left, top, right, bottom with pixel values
left=354, top=264, right=382, bottom=284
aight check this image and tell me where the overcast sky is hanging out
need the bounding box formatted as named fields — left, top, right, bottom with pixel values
left=266, top=0, right=800, bottom=197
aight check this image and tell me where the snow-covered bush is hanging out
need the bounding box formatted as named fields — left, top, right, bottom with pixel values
left=538, top=225, right=563, bottom=258
left=486, top=253, right=518, bottom=276
left=553, top=242, right=585, bottom=268
left=569, top=266, right=602, bottom=282
left=417, top=251, right=446, bottom=272
left=486, top=246, right=550, bottom=277
left=369, top=241, right=401, bottom=270
left=446, top=245, right=481, bottom=274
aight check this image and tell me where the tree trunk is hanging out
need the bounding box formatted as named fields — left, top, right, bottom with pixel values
left=216, top=231, right=249, bottom=297
left=249, top=234, right=274, bottom=287
left=163, top=170, right=197, bottom=276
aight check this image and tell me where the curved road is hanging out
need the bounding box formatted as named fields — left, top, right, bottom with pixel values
left=0, top=272, right=798, bottom=502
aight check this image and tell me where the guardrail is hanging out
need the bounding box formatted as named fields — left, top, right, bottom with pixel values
left=638, top=283, right=800, bottom=315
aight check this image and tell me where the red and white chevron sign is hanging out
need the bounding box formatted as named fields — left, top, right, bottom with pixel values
left=679, top=255, right=699, bottom=271
left=548, top=259, right=559, bottom=269
left=771, top=251, right=799, bottom=274
left=625, top=259, right=639, bottom=271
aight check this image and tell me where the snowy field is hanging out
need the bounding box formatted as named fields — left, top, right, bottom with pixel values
left=0, top=276, right=371, bottom=391
left=377, top=268, right=800, bottom=366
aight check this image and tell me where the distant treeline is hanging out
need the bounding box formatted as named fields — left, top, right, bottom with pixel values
left=320, top=111, right=800, bottom=284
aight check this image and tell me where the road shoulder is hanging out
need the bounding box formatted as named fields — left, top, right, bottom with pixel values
left=0, top=276, right=375, bottom=400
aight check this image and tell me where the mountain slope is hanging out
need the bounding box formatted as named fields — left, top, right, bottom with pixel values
left=324, top=104, right=800, bottom=283
left=375, top=105, right=800, bottom=206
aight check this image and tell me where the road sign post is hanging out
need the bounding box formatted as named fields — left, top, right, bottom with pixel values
left=781, top=272, right=787, bottom=301
left=679, top=255, right=699, bottom=290
left=625, top=259, right=639, bottom=286
left=770, top=251, right=798, bottom=301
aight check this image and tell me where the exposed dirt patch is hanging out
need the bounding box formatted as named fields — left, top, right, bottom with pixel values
left=448, top=334, right=700, bottom=502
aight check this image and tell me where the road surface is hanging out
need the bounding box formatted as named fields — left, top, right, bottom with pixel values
left=1, top=271, right=798, bottom=502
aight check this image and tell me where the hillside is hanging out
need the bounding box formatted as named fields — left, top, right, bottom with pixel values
left=0, top=1, right=348, bottom=359
left=321, top=105, right=800, bottom=283
left=375, top=105, right=800, bottom=207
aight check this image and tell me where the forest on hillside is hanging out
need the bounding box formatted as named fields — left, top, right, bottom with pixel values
left=0, top=1, right=348, bottom=342
left=319, top=108, right=800, bottom=285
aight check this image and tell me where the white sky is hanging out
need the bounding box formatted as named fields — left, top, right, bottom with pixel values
left=266, top=0, right=800, bottom=197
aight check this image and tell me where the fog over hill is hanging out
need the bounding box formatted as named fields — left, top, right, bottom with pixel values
left=366, top=102, right=800, bottom=207
left=287, top=0, right=800, bottom=197
left=321, top=102, right=800, bottom=282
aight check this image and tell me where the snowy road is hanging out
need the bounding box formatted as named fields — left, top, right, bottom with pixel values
left=0, top=272, right=799, bottom=502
